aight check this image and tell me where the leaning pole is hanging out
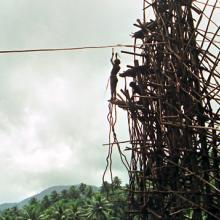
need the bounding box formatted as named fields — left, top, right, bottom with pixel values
left=106, top=0, right=220, bottom=219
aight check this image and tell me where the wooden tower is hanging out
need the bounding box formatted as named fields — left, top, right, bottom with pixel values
left=106, top=0, right=220, bottom=219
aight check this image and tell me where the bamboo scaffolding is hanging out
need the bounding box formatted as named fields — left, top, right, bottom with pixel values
left=105, top=0, right=220, bottom=219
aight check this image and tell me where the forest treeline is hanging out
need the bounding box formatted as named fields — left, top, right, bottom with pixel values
left=0, top=177, right=128, bottom=220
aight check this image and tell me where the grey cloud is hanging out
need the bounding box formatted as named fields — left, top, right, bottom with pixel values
left=0, top=0, right=141, bottom=203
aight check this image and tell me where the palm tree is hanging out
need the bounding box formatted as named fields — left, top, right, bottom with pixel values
left=100, top=181, right=112, bottom=195
left=79, top=183, right=87, bottom=196
left=49, top=204, right=66, bottom=220
left=38, top=213, right=50, bottom=220
left=60, top=189, right=68, bottom=200
left=0, top=207, right=22, bottom=220
left=110, top=189, right=127, bottom=219
left=38, top=207, right=54, bottom=220
left=19, top=204, right=41, bottom=220
left=80, top=194, right=112, bottom=220
left=64, top=202, right=81, bottom=220
left=29, top=197, right=38, bottom=206
left=40, top=195, right=50, bottom=210
left=86, top=186, right=93, bottom=199
left=50, top=191, right=59, bottom=203
left=68, top=186, right=80, bottom=200
left=112, top=177, right=121, bottom=190
left=0, top=216, right=14, bottom=220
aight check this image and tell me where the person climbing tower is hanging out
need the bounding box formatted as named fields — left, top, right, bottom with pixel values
left=110, top=51, right=120, bottom=100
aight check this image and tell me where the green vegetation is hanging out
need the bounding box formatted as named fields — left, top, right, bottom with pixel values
left=0, top=177, right=128, bottom=220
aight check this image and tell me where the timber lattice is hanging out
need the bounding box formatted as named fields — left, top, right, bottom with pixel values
left=105, top=0, right=220, bottom=219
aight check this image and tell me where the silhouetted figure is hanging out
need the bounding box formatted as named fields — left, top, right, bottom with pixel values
left=120, top=65, right=147, bottom=78
left=130, top=81, right=142, bottom=95
left=110, top=53, right=120, bottom=100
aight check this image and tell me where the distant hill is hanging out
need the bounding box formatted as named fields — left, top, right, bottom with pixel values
left=0, top=203, right=17, bottom=212
left=0, top=185, right=99, bottom=212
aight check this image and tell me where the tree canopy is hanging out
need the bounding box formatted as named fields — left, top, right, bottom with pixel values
left=0, top=177, right=128, bottom=220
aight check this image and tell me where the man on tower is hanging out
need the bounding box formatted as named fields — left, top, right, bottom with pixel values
left=110, top=52, right=120, bottom=100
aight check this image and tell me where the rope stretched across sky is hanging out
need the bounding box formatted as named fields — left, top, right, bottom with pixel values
left=0, top=44, right=138, bottom=54
left=0, top=40, right=218, bottom=54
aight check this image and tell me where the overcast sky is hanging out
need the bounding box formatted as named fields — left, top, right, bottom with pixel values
left=0, top=0, right=143, bottom=203
left=0, top=0, right=219, bottom=204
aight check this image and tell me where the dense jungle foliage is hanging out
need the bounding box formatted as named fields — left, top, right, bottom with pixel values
left=0, top=177, right=128, bottom=220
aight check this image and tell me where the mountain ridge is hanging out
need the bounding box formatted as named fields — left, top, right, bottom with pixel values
left=0, top=184, right=99, bottom=212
